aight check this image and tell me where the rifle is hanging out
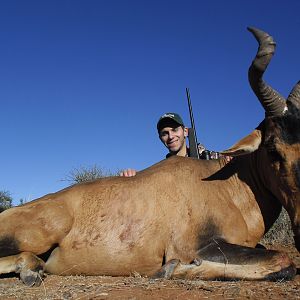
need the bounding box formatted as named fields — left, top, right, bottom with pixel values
left=185, top=88, right=200, bottom=159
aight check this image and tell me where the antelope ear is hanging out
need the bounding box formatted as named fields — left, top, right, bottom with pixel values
left=220, top=129, right=262, bottom=156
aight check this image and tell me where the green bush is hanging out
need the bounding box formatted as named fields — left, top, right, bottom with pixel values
left=0, top=190, right=13, bottom=212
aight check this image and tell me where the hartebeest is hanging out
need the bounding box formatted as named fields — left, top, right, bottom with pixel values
left=0, top=27, right=299, bottom=286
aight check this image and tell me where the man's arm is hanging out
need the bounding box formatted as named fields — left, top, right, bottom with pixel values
left=198, top=144, right=232, bottom=162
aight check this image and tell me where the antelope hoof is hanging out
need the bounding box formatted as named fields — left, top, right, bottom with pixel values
left=20, top=268, right=44, bottom=287
left=152, top=259, right=180, bottom=279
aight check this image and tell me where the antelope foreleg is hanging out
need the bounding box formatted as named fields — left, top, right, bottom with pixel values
left=0, top=252, right=45, bottom=286
left=154, top=240, right=296, bottom=281
left=155, top=257, right=295, bottom=281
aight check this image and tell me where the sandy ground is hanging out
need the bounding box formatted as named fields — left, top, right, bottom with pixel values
left=0, top=246, right=299, bottom=300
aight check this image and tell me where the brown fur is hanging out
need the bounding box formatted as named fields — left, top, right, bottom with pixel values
left=0, top=27, right=299, bottom=284
left=0, top=153, right=297, bottom=283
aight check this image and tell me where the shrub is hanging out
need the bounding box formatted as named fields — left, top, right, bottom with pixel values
left=0, top=190, right=13, bottom=212
left=64, top=165, right=118, bottom=185
left=260, top=208, right=294, bottom=246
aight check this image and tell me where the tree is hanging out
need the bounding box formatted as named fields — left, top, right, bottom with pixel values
left=0, top=190, right=13, bottom=212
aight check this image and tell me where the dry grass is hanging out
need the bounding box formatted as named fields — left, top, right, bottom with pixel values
left=0, top=272, right=299, bottom=300
left=261, top=208, right=294, bottom=246
left=63, top=165, right=118, bottom=185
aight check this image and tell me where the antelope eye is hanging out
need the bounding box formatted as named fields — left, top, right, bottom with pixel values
left=268, top=148, right=282, bottom=162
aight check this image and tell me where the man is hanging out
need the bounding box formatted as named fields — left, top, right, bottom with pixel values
left=120, top=112, right=219, bottom=177
left=155, top=112, right=212, bottom=158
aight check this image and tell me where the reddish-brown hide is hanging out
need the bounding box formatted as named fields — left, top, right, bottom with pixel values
left=0, top=27, right=299, bottom=286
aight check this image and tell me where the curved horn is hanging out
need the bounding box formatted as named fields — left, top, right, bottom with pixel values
left=287, top=81, right=300, bottom=111
left=248, top=27, right=287, bottom=116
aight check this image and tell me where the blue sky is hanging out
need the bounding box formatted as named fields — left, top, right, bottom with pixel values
left=1, top=0, right=300, bottom=204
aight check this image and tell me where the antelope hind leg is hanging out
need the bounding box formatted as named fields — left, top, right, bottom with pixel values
left=154, top=239, right=296, bottom=281
left=0, top=252, right=45, bottom=286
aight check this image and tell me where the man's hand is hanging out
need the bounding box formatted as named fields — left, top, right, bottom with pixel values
left=224, top=155, right=233, bottom=163
left=119, top=169, right=137, bottom=177
left=197, top=143, right=206, bottom=155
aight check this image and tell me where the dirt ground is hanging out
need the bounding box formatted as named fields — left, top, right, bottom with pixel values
left=0, top=246, right=299, bottom=300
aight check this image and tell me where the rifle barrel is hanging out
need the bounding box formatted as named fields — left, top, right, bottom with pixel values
left=186, top=88, right=199, bottom=146
left=186, top=88, right=199, bottom=159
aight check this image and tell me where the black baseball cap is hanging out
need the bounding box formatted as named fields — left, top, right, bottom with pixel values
left=157, top=112, right=185, bottom=131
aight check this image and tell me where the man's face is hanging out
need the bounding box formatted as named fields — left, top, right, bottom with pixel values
left=159, top=124, right=188, bottom=154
